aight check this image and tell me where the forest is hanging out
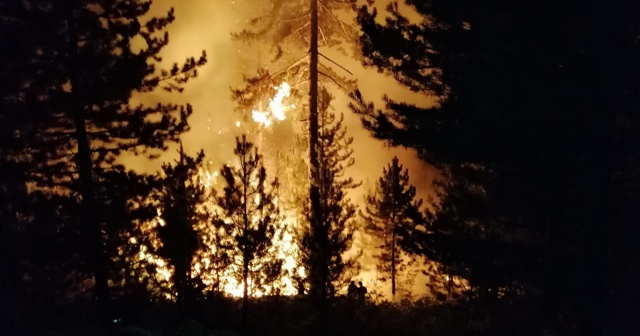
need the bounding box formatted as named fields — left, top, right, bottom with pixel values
left=1, top=1, right=639, bottom=336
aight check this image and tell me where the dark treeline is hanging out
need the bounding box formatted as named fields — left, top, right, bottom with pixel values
left=1, top=1, right=639, bottom=336
left=351, top=1, right=640, bottom=335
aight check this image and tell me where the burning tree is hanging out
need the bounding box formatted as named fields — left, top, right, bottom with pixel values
left=361, top=157, right=424, bottom=299
left=214, top=135, right=283, bottom=324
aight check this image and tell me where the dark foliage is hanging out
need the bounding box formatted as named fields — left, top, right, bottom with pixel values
left=155, top=146, right=207, bottom=307
left=214, top=135, right=283, bottom=324
left=299, top=89, right=360, bottom=313
left=0, top=0, right=206, bottom=318
left=361, top=157, right=423, bottom=298
left=351, top=1, right=640, bottom=334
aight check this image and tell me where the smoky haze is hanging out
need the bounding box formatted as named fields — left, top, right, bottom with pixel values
left=121, top=0, right=439, bottom=298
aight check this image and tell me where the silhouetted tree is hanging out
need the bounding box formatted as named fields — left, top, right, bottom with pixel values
left=155, top=145, right=207, bottom=308
left=0, top=0, right=206, bottom=309
left=94, top=166, right=158, bottom=293
left=233, top=5, right=357, bottom=305
left=351, top=1, right=640, bottom=334
left=300, top=89, right=359, bottom=323
left=361, top=157, right=423, bottom=299
left=215, top=135, right=283, bottom=325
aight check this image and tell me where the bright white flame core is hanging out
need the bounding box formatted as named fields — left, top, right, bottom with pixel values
left=251, top=82, right=293, bottom=127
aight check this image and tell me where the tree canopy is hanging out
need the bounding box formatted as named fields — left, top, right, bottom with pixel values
left=351, top=1, right=640, bottom=334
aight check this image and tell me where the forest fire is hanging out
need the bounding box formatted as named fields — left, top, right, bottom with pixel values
left=251, top=82, right=294, bottom=127
left=131, top=81, right=305, bottom=299
left=2, top=0, right=631, bottom=334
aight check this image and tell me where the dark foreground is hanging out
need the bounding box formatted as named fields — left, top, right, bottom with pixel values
left=2, top=294, right=553, bottom=336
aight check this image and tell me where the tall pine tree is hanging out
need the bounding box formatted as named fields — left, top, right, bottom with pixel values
left=155, top=145, right=207, bottom=307
left=351, top=1, right=640, bottom=334
left=361, top=157, right=423, bottom=299
left=299, top=88, right=359, bottom=326
left=233, top=3, right=358, bottom=304
left=215, top=135, right=283, bottom=325
left=0, top=0, right=206, bottom=306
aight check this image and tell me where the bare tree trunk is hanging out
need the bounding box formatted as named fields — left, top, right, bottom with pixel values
left=309, top=0, right=321, bottom=243
left=63, top=2, right=109, bottom=308
left=308, top=1, right=329, bottom=332
left=242, top=166, right=250, bottom=326
left=242, top=250, right=249, bottom=326
left=391, top=230, right=396, bottom=299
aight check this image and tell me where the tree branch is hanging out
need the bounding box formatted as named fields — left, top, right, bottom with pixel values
left=269, top=54, right=310, bottom=79
left=318, top=70, right=346, bottom=91
left=279, top=11, right=310, bottom=22
left=274, top=22, right=311, bottom=47
left=318, top=1, right=355, bottom=40
left=318, top=25, right=328, bottom=46
left=319, top=52, right=353, bottom=75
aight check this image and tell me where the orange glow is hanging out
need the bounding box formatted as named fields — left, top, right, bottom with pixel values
left=251, top=82, right=294, bottom=127
left=121, top=1, right=439, bottom=301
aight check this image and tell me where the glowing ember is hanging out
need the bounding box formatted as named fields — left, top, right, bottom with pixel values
left=251, top=82, right=294, bottom=127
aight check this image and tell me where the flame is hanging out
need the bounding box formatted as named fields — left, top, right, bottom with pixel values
left=127, top=81, right=308, bottom=299
left=251, top=82, right=294, bottom=127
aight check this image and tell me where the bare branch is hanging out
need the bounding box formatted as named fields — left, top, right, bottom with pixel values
left=319, top=52, right=353, bottom=75
left=296, top=67, right=309, bottom=86
left=318, top=1, right=355, bottom=40
left=279, top=11, right=310, bottom=22
left=319, top=25, right=328, bottom=46
left=274, top=22, right=311, bottom=47
left=269, top=54, right=310, bottom=79
left=318, top=70, right=347, bottom=91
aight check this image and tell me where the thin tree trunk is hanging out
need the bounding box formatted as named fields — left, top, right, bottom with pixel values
left=309, top=0, right=328, bottom=330
left=63, top=2, right=109, bottom=308
left=242, top=162, right=250, bottom=326
left=391, top=230, right=396, bottom=298
left=309, top=0, right=321, bottom=245
left=242, top=250, right=249, bottom=326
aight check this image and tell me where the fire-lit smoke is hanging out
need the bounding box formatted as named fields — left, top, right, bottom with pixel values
left=121, top=0, right=440, bottom=300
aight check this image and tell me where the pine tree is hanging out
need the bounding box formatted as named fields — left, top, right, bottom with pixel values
left=155, top=145, right=207, bottom=307
left=215, top=135, right=283, bottom=325
left=300, top=89, right=359, bottom=323
left=95, top=166, right=159, bottom=298
left=361, top=157, right=423, bottom=299
left=233, top=4, right=358, bottom=300
left=232, top=0, right=358, bottom=113
left=0, top=0, right=206, bottom=307
left=350, top=1, right=640, bottom=334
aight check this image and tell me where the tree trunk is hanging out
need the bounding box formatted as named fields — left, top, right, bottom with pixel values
left=308, top=0, right=321, bottom=245
left=241, top=151, right=252, bottom=326
left=242, top=250, right=249, bottom=326
left=391, top=230, right=396, bottom=299
left=309, top=0, right=328, bottom=330
left=242, top=179, right=250, bottom=326
left=63, top=2, right=109, bottom=308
